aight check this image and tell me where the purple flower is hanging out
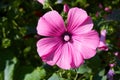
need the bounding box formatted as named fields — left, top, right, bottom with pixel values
left=98, top=29, right=108, bottom=51
left=107, top=69, right=115, bottom=80
left=36, top=7, right=99, bottom=69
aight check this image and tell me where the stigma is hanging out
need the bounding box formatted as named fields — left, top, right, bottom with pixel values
left=64, top=35, right=70, bottom=41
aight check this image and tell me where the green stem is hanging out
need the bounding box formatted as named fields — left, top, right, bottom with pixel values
left=98, top=20, right=114, bottom=27
left=48, top=5, right=53, bottom=10
left=74, top=73, right=78, bottom=80
left=2, top=27, right=6, bottom=38
left=90, top=75, right=93, bottom=80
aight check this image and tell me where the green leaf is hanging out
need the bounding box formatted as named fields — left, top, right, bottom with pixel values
left=87, top=55, right=102, bottom=73
left=77, top=64, right=91, bottom=74
left=48, top=73, right=59, bottom=80
left=93, top=69, right=106, bottom=80
left=48, top=73, right=66, bottom=80
left=24, top=67, right=46, bottom=80
left=98, top=69, right=105, bottom=76
left=4, top=57, right=17, bottom=80
left=101, top=76, right=107, bottom=80
left=2, top=38, right=11, bottom=48
left=0, top=71, right=4, bottom=80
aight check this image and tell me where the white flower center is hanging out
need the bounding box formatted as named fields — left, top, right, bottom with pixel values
left=64, top=35, right=70, bottom=41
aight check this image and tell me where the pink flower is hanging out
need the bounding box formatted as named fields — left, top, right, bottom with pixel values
left=64, top=4, right=69, bottom=13
left=37, top=0, right=45, bottom=5
left=114, top=52, right=120, bottom=59
left=36, top=7, right=99, bottom=69
left=109, top=63, right=115, bottom=68
left=104, top=7, right=111, bottom=12
left=99, top=3, right=103, bottom=9
left=95, top=11, right=100, bottom=17
left=98, top=29, right=108, bottom=51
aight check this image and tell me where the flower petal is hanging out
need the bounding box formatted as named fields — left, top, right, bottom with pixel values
left=73, top=30, right=99, bottom=49
left=37, top=0, right=45, bottom=5
left=70, top=44, right=84, bottom=68
left=56, top=43, right=84, bottom=69
left=81, top=46, right=96, bottom=59
left=37, top=11, right=65, bottom=36
left=72, top=17, right=93, bottom=35
left=56, top=43, right=71, bottom=69
left=67, top=7, right=93, bottom=34
left=72, top=30, right=99, bottom=59
left=37, top=37, right=62, bottom=65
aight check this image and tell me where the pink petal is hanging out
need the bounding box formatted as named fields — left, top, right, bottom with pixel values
left=37, top=11, right=65, bottom=37
left=98, top=46, right=108, bottom=51
left=80, top=46, right=96, bottom=59
left=73, top=30, right=99, bottom=49
left=37, top=0, right=45, bottom=5
left=73, top=40, right=96, bottom=59
left=37, top=37, right=62, bottom=65
left=67, top=7, right=93, bottom=34
left=56, top=43, right=84, bottom=69
left=70, top=44, right=84, bottom=68
left=56, top=43, right=71, bottom=69
left=72, top=30, right=99, bottom=59
left=72, top=17, right=93, bottom=35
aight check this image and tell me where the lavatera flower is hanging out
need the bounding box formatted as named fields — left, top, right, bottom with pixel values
left=36, top=7, right=99, bottom=69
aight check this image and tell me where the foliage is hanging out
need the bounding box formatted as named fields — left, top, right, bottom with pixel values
left=0, top=0, right=120, bottom=80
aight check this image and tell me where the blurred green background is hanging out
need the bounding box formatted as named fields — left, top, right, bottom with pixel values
left=0, top=0, right=120, bottom=80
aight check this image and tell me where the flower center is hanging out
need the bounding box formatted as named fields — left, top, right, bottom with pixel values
left=61, top=32, right=72, bottom=42
left=64, top=34, right=70, bottom=41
